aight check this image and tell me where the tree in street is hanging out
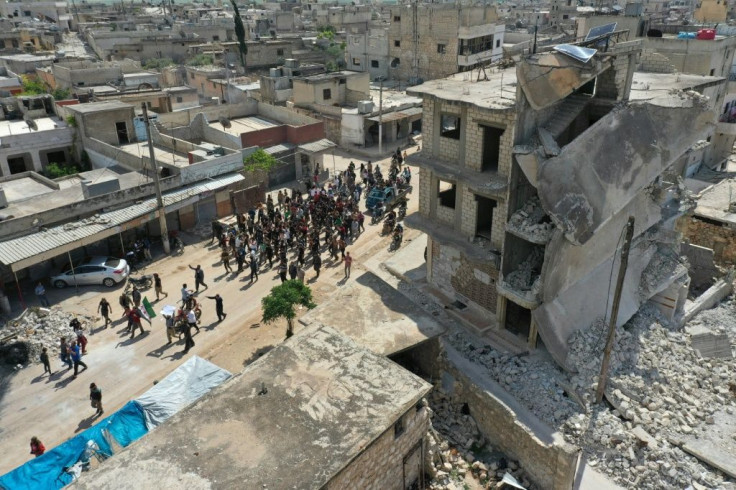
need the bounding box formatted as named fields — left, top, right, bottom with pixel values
left=261, top=280, right=316, bottom=338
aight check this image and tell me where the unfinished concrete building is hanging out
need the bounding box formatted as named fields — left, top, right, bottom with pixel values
left=407, top=36, right=727, bottom=368
left=387, top=3, right=505, bottom=83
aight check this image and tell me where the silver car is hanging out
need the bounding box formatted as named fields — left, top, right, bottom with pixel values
left=52, top=256, right=130, bottom=288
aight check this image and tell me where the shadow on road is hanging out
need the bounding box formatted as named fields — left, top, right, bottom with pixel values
left=74, top=413, right=99, bottom=433
left=243, top=345, right=275, bottom=367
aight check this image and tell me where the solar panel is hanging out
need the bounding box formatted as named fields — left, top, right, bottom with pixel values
left=554, top=44, right=598, bottom=63
left=586, top=22, right=618, bottom=41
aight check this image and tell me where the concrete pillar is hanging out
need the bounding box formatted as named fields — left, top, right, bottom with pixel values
left=496, top=295, right=507, bottom=331
left=426, top=236, right=433, bottom=283
left=0, top=157, right=10, bottom=177
left=527, top=317, right=538, bottom=350
left=30, top=151, right=43, bottom=173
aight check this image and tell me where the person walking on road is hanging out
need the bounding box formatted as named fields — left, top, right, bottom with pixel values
left=128, top=307, right=149, bottom=339
left=71, top=341, right=87, bottom=378
left=221, top=248, right=233, bottom=274
left=187, top=307, right=200, bottom=333
left=278, top=260, right=288, bottom=283
left=249, top=255, right=259, bottom=283
left=182, top=321, right=195, bottom=354
left=181, top=284, right=192, bottom=308
left=206, top=294, right=227, bottom=322
left=60, top=337, right=72, bottom=371
left=30, top=437, right=45, bottom=458
left=98, top=298, right=112, bottom=328
left=35, top=282, right=50, bottom=307
left=89, top=383, right=103, bottom=416
left=189, top=265, right=208, bottom=292
left=72, top=319, right=88, bottom=354
left=344, top=251, right=353, bottom=278
left=40, top=347, right=52, bottom=375
left=153, top=273, right=167, bottom=301
left=164, top=314, right=176, bottom=344
left=131, top=286, right=142, bottom=308
left=313, top=253, right=322, bottom=279
left=289, top=261, right=298, bottom=280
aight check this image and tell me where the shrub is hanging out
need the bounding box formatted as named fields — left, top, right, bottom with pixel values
left=45, top=162, right=79, bottom=178
left=243, top=148, right=278, bottom=172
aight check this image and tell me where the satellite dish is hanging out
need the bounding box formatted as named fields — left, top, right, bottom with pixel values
left=25, top=117, right=38, bottom=131
left=219, top=116, right=231, bottom=129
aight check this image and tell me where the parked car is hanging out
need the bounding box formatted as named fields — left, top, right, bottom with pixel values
left=51, top=256, right=130, bottom=288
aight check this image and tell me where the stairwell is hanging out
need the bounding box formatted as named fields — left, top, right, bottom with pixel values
left=543, top=94, right=592, bottom=140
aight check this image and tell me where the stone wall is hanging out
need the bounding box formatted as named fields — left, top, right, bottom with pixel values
left=680, top=216, right=736, bottom=266
left=439, top=342, right=580, bottom=490
left=431, top=239, right=499, bottom=312
left=325, top=405, right=431, bottom=490
left=464, top=105, right=515, bottom=176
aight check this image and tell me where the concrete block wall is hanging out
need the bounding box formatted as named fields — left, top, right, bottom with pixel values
left=325, top=406, right=430, bottom=490
left=439, top=343, right=580, bottom=490
left=431, top=239, right=499, bottom=312
left=436, top=101, right=462, bottom=163
left=637, top=49, right=677, bottom=73
left=460, top=184, right=478, bottom=237
left=436, top=201, right=456, bottom=226
left=422, top=97, right=435, bottom=157
left=596, top=41, right=641, bottom=101
left=464, top=106, right=515, bottom=176
left=418, top=169, right=432, bottom=217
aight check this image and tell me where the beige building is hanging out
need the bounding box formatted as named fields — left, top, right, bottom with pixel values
left=387, top=3, right=504, bottom=83
left=73, top=325, right=433, bottom=490
left=292, top=70, right=370, bottom=107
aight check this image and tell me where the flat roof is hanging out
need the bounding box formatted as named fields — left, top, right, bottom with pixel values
left=0, top=116, right=67, bottom=137
left=209, top=115, right=278, bottom=137
left=693, top=178, right=736, bottom=224
left=407, top=68, right=518, bottom=110
left=300, top=272, right=445, bottom=356
left=629, top=72, right=725, bottom=101
left=74, top=325, right=432, bottom=490
left=296, top=70, right=365, bottom=83
left=67, top=100, right=134, bottom=114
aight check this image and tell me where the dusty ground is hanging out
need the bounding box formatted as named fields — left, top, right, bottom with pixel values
left=0, top=146, right=421, bottom=475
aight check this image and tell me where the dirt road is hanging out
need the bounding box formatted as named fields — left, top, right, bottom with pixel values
left=0, top=147, right=421, bottom=475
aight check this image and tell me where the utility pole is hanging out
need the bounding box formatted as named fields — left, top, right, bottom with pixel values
left=378, top=76, right=384, bottom=155
left=595, top=216, right=635, bottom=403
left=141, top=103, right=171, bottom=254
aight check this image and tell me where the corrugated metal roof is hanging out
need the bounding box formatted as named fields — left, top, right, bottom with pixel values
left=366, top=106, right=423, bottom=123
left=0, top=173, right=244, bottom=271
left=263, top=143, right=295, bottom=155
left=298, top=138, right=336, bottom=154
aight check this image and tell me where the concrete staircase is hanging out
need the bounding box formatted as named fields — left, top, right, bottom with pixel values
left=543, top=94, right=592, bottom=139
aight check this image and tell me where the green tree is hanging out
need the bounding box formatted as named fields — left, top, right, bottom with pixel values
left=231, top=0, right=248, bottom=70
left=316, top=25, right=336, bottom=41
left=45, top=162, right=79, bottom=178
left=52, top=88, right=71, bottom=100
left=261, top=280, right=316, bottom=338
left=20, top=75, right=46, bottom=95
left=243, top=148, right=278, bottom=172
left=143, top=57, right=175, bottom=70
left=186, top=54, right=214, bottom=66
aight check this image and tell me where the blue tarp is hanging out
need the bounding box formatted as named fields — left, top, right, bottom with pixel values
left=0, top=401, right=148, bottom=490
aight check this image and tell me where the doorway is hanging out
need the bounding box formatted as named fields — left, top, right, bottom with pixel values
left=481, top=125, right=504, bottom=172
left=116, top=122, right=130, bottom=145
left=505, top=300, right=531, bottom=339
left=475, top=196, right=496, bottom=240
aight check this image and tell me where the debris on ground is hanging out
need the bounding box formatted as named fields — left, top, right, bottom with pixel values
left=398, top=276, right=736, bottom=489
left=425, top=390, right=534, bottom=490
left=0, top=307, right=96, bottom=367
left=506, top=196, right=554, bottom=243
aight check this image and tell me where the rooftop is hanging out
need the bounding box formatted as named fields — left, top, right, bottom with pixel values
left=74, top=325, right=432, bottom=490
left=0, top=116, right=67, bottom=137
left=118, top=141, right=191, bottom=168
left=692, top=178, right=736, bottom=224
left=629, top=72, right=724, bottom=101
left=295, top=70, right=366, bottom=83
left=67, top=100, right=134, bottom=114
left=208, top=115, right=278, bottom=137
left=407, top=68, right=517, bottom=111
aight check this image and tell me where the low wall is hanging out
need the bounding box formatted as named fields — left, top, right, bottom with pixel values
left=439, top=341, right=580, bottom=490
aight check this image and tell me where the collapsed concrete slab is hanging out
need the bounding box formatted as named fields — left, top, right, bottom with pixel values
left=537, top=92, right=714, bottom=246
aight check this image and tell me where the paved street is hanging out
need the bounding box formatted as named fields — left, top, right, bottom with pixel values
left=0, top=146, right=422, bottom=475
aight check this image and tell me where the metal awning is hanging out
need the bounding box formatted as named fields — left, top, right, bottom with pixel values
left=0, top=173, right=244, bottom=272
left=366, top=106, right=423, bottom=124
left=263, top=143, right=295, bottom=155
left=298, top=138, right=337, bottom=154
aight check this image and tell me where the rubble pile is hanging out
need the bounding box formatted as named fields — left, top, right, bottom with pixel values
left=638, top=247, right=688, bottom=299
left=502, top=248, right=543, bottom=296
left=425, top=389, right=535, bottom=490
left=398, top=277, right=736, bottom=489
left=506, top=197, right=554, bottom=243
left=0, top=307, right=95, bottom=367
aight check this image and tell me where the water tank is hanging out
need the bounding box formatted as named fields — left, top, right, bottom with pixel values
left=269, top=67, right=282, bottom=77
left=357, top=100, right=374, bottom=113
left=284, top=58, right=299, bottom=69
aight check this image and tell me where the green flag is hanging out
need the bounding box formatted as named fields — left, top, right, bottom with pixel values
left=142, top=297, right=156, bottom=319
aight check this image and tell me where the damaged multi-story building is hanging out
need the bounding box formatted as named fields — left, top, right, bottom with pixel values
left=407, top=34, right=731, bottom=368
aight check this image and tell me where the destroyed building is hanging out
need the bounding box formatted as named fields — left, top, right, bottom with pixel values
left=407, top=34, right=730, bottom=368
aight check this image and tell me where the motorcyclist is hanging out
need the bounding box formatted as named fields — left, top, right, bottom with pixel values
left=393, top=223, right=404, bottom=242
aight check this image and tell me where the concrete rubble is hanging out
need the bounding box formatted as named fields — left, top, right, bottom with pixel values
left=506, top=196, right=554, bottom=244
left=0, top=307, right=95, bottom=367
left=425, top=390, right=535, bottom=490
left=397, top=275, right=736, bottom=489
left=501, top=248, right=543, bottom=299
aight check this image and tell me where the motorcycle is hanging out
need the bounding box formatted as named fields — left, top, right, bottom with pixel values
left=173, top=304, right=202, bottom=339
left=390, top=230, right=403, bottom=251
left=127, top=275, right=153, bottom=289
left=169, top=231, right=184, bottom=255
left=397, top=201, right=407, bottom=220
left=370, top=206, right=385, bottom=224
left=382, top=218, right=395, bottom=236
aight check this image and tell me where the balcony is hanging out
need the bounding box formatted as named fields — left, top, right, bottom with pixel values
left=458, top=49, right=500, bottom=67
left=407, top=152, right=507, bottom=199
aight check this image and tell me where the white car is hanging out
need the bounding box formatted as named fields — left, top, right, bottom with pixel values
left=52, top=256, right=130, bottom=288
